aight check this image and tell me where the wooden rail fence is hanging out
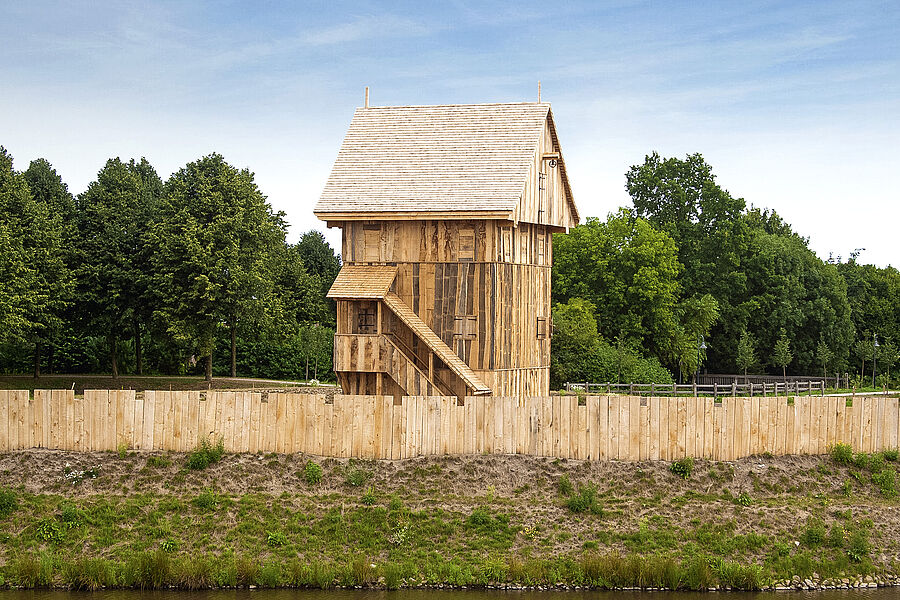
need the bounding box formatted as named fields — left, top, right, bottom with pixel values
left=1, top=390, right=898, bottom=461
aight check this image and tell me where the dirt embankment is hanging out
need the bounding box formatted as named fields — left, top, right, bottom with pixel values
left=2, top=448, right=900, bottom=558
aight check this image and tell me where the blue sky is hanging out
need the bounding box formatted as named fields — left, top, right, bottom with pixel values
left=2, top=1, right=898, bottom=265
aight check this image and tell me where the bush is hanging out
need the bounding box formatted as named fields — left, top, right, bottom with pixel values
left=566, top=484, right=603, bottom=515
left=361, top=486, right=377, bottom=505
left=830, top=443, right=853, bottom=464
left=303, top=460, right=323, bottom=485
left=883, top=448, right=899, bottom=462
left=191, top=489, right=220, bottom=511
left=872, top=469, right=897, bottom=497
left=466, top=506, right=510, bottom=532
left=345, top=465, right=370, bottom=487
left=801, top=520, right=827, bottom=547
left=847, top=529, right=870, bottom=562
left=147, top=455, right=172, bottom=468
left=186, top=436, right=225, bottom=470
left=735, top=492, right=753, bottom=506
left=670, top=457, right=694, bottom=480
left=266, top=530, right=289, bottom=547
left=557, top=474, right=574, bottom=496
left=0, top=488, right=17, bottom=518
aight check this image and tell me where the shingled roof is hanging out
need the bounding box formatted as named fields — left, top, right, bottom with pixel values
left=314, top=102, right=576, bottom=221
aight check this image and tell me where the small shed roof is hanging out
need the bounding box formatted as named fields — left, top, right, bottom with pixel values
left=314, top=102, right=576, bottom=222
left=327, top=264, right=398, bottom=299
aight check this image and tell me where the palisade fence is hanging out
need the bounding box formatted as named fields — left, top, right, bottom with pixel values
left=0, top=389, right=898, bottom=461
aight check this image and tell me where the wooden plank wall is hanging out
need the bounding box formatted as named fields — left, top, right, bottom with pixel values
left=1, top=390, right=898, bottom=460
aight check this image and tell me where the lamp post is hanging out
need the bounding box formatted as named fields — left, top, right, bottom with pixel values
left=873, top=333, right=879, bottom=389
left=696, top=336, right=707, bottom=385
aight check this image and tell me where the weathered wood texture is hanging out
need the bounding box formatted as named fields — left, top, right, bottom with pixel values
left=2, top=390, right=894, bottom=460
left=314, top=103, right=577, bottom=228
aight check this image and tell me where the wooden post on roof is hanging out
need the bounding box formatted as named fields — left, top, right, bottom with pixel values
left=365, top=86, right=369, bottom=108
left=538, top=81, right=542, bottom=102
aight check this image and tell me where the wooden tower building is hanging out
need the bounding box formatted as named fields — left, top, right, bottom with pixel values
left=315, top=102, right=579, bottom=397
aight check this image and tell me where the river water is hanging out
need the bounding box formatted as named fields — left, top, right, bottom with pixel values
left=2, top=588, right=900, bottom=600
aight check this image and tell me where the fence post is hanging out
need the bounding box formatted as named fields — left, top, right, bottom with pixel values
left=607, top=382, right=611, bottom=394
left=749, top=383, right=754, bottom=397
left=821, top=381, right=825, bottom=397
left=650, top=382, right=655, bottom=396
left=692, top=381, right=697, bottom=397
left=714, top=382, right=718, bottom=399
left=732, top=381, right=736, bottom=397
left=629, top=383, right=634, bottom=396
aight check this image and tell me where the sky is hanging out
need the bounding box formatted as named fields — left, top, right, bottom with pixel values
left=2, top=0, right=898, bottom=266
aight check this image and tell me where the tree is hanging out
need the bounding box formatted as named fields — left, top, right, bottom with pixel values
left=151, top=153, right=286, bottom=380
left=75, top=158, right=162, bottom=378
left=549, top=298, right=673, bottom=388
left=773, top=329, right=792, bottom=378
left=23, top=158, right=77, bottom=374
left=853, top=338, right=873, bottom=381
left=879, top=341, right=898, bottom=386
left=0, top=149, right=71, bottom=376
left=295, top=230, right=341, bottom=327
left=735, top=329, right=756, bottom=379
left=625, top=152, right=854, bottom=375
left=816, top=339, right=834, bottom=381
left=553, top=209, right=683, bottom=365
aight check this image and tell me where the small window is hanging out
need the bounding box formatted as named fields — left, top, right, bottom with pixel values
left=536, top=317, right=548, bottom=339
left=454, top=316, right=477, bottom=340
left=458, top=228, right=475, bottom=261
left=357, top=306, right=376, bottom=333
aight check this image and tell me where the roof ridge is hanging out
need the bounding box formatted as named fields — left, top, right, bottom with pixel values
left=357, top=102, right=550, bottom=110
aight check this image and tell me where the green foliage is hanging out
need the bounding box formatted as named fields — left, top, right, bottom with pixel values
left=565, top=484, right=603, bottom=515
left=801, top=520, right=827, bottom=547
left=557, top=474, right=574, bottom=496
left=830, top=443, right=853, bottom=464
left=361, top=486, right=377, bottom=506
left=735, top=492, right=753, bottom=507
left=847, top=529, right=870, bottom=562
left=35, top=518, right=64, bottom=542
left=344, top=464, right=370, bottom=487
left=466, top=507, right=510, bottom=532
left=149, top=153, right=289, bottom=379
left=871, top=469, right=897, bottom=497
left=622, top=152, right=854, bottom=375
left=882, top=448, right=899, bottom=462
left=266, top=530, right=289, bottom=547
left=304, top=460, right=323, bottom=485
left=550, top=297, right=674, bottom=387
left=735, top=329, right=756, bottom=376
left=773, top=330, right=793, bottom=377
left=816, top=339, right=834, bottom=379
left=186, top=436, right=225, bottom=470
left=552, top=209, right=686, bottom=367
left=0, top=148, right=72, bottom=360
left=670, top=457, right=694, bottom=480
left=191, top=489, right=221, bottom=511
left=147, top=455, right=172, bottom=468
left=0, top=487, right=17, bottom=518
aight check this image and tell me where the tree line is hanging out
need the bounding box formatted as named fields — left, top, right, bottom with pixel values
left=0, top=147, right=340, bottom=381
left=550, top=152, right=900, bottom=389
left=3, top=146, right=897, bottom=390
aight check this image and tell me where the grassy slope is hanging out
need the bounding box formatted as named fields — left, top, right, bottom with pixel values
left=0, top=447, right=899, bottom=590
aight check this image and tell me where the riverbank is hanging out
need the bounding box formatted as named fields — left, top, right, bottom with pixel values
left=1, top=447, right=899, bottom=590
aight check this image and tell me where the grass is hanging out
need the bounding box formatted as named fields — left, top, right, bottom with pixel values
left=0, top=449, right=896, bottom=590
